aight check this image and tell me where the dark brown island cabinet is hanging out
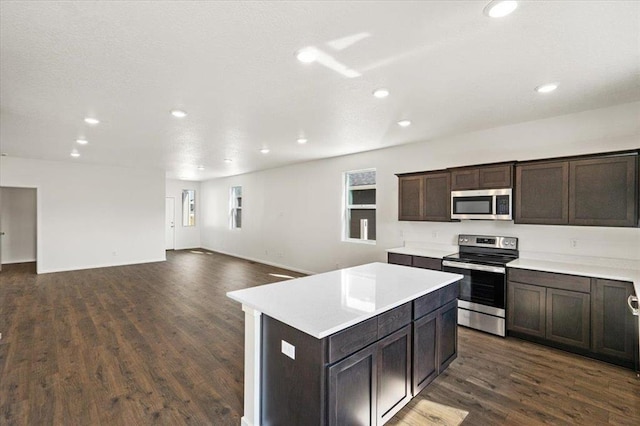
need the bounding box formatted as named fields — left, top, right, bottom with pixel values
left=507, top=268, right=638, bottom=368
left=515, top=152, right=639, bottom=227
left=397, top=171, right=453, bottom=222
left=260, top=282, right=459, bottom=426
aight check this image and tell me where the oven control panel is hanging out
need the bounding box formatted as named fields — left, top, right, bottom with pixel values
left=458, top=234, right=518, bottom=249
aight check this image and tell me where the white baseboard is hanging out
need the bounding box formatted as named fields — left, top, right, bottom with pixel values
left=1, top=258, right=36, bottom=265
left=37, top=256, right=167, bottom=274
left=200, top=246, right=316, bottom=276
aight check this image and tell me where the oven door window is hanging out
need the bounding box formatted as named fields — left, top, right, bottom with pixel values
left=452, top=196, right=493, bottom=215
left=444, top=266, right=505, bottom=309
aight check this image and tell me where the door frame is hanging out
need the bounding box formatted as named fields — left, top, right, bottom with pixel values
left=165, top=196, right=176, bottom=251
left=0, top=185, right=41, bottom=274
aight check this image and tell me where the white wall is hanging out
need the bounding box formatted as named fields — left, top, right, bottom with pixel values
left=201, top=102, right=640, bottom=274
left=0, top=157, right=166, bottom=273
left=0, top=187, right=37, bottom=264
left=165, top=179, right=201, bottom=250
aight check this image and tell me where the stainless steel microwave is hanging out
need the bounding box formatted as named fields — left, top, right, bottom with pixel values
left=451, top=188, right=512, bottom=220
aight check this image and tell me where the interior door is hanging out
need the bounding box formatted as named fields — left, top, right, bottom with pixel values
left=165, top=197, right=175, bottom=250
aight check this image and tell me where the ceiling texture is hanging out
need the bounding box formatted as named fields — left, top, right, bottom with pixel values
left=1, top=1, right=639, bottom=180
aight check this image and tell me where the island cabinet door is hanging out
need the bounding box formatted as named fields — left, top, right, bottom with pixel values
left=328, top=344, right=377, bottom=426
left=377, top=325, right=412, bottom=425
left=438, top=300, right=458, bottom=372
left=412, top=310, right=438, bottom=395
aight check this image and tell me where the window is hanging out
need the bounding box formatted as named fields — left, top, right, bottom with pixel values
left=182, top=189, right=195, bottom=227
left=230, top=186, right=242, bottom=229
left=344, top=169, right=376, bottom=243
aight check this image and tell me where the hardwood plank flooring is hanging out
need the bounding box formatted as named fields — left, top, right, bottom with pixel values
left=1, top=251, right=638, bottom=425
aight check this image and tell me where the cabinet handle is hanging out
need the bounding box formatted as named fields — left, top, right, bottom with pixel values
left=628, top=295, right=639, bottom=316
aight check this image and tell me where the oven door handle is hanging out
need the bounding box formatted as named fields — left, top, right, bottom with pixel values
left=442, top=260, right=506, bottom=274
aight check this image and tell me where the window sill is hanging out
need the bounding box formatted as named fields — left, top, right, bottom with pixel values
left=343, top=238, right=376, bottom=245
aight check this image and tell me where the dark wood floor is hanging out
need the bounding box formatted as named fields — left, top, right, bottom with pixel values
left=1, top=251, right=638, bottom=425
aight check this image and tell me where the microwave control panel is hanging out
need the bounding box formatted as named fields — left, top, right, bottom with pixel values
left=496, top=195, right=511, bottom=215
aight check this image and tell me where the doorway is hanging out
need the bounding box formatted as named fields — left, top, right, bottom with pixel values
left=0, top=187, right=38, bottom=271
left=165, top=197, right=175, bottom=250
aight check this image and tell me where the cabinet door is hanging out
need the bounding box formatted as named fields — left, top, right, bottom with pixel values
left=438, top=300, right=458, bottom=372
left=398, top=175, right=424, bottom=221
left=569, top=156, right=638, bottom=227
left=412, top=256, right=442, bottom=271
left=328, top=344, right=377, bottom=426
left=377, top=325, right=412, bottom=425
left=451, top=168, right=479, bottom=190
left=507, top=281, right=546, bottom=338
left=412, top=310, right=437, bottom=395
left=479, top=164, right=513, bottom=189
left=424, top=172, right=452, bottom=221
left=592, top=279, right=637, bottom=362
left=546, top=288, right=590, bottom=350
left=515, top=161, right=569, bottom=224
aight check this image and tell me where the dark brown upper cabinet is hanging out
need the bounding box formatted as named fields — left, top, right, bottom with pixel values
left=451, top=164, right=513, bottom=190
left=569, top=156, right=638, bottom=227
left=516, top=153, right=638, bottom=227
left=397, top=171, right=452, bottom=222
left=515, top=161, right=569, bottom=225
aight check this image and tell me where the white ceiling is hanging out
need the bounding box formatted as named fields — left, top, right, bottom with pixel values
left=1, top=1, right=639, bottom=181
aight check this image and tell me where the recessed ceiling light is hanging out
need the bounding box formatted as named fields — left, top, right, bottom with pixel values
left=295, top=47, right=319, bottom=63
left=197, top=165, right=205, bottom=170
left=373, top=88, right=389, bottom=99
left=397, top=120, right=412, bottom=127
left=483, top=1, right=518, bottom=18
left=70, top=150, right=80, bottom=158
left=260, top=148, right=270, bottom=154
left=76, top=138, right=89, bottom=145
left=224, top=158, right=233, bottom=163
left=84, top=117, right=100, bottom=125
left=171, top=109, right=187, bottom=118
left=535, top=83, right=559, bottom=93
left=297, top=138, right=308, bottom=144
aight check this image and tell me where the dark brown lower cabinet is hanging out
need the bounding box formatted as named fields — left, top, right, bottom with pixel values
left=328, top=342, right=377, bottom=426
left=412, top=300, right=458, bottom=396
left=376, top=326, right=412, bottom=424
left=507, top=268, right=638, bottom=369
left=387, top=253, right=442, bottom=271
left=592, top=279, right=638, bottom=364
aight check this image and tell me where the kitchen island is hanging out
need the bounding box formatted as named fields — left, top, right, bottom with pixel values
left=227, top=262, right=463, bottom=426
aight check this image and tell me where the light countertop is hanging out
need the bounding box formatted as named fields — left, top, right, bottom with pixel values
left=227, top=262, right=463, bottom=339
left=508, top=258, right=640, bottom=298
left=386, top=247, right=456, bottom=259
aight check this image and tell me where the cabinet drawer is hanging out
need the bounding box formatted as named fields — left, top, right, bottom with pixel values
left=414, top=283, right=459, bottom=319
left=328, top=317, right=378, bottom=364
left=508, top=268, right=590, bottom=293
left=412, top=256, right=441, bottom=271
left=388, top=253, right=412, bottom=266
left=377, top=302, right=412, bottom=339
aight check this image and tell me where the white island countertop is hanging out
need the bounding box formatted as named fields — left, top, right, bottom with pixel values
left=227, top=262, right=463, bottom=339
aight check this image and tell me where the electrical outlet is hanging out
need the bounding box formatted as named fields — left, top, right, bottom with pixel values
left=281, top=340, right=295, bottom=360
left=570, top=239, right=578, bottom=248
left=432, top=231, right=438, bottom=238
left=112, top=251, right=118, bottom=256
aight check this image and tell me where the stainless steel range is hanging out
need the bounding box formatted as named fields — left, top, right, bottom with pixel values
left=442, top=234, right=518, bottom=337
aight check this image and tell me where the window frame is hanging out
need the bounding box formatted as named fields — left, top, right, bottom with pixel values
left=230, top=185, right=242, bottom=230
left=343, top=168, right=377, bottom=245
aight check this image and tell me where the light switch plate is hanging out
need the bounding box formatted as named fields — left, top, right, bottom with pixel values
left=281, top=340, right=295, bottom=360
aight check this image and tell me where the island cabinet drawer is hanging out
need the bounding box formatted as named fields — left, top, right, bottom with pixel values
left=413, top=283, right=459, bottom=320
left=509, top=268, right=590, bottom=293
left=377, top=302, right=412, bottom=339
left=328, top=317, right=378, bottom=364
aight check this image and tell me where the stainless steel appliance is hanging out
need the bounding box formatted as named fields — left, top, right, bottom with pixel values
left=442, top=234, right=518, bottom=337
left=451, top=188, right=512, bottom=220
